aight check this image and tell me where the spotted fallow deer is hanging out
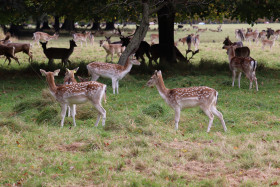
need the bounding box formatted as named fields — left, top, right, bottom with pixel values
left=32, top=32, right=59, bottom=46
left=99, top=40, right=125, bottom=62
left=261, top=36, right=276, bottom=50
left=40, top=69, right=107, bottom=127
left=87, top=57, right=141, bottom=94
left=223, top=45, right=258, bottom=91
left=245, top=30, right=259, bottom=44
left=146, top=70, right=227, bottom=132
left=73, top=31, right=92, bottom=47
left=63, top=67, right=79, bottom=117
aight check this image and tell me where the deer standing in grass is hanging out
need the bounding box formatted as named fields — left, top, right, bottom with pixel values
left=261, top=36, right=276, bottom=50
left=32, top=32, right=59, bottom=46
left=0, top=44, right=20, bottom=65
left=223, top=45, right=258, bottom=91
left=99, top=40, right=125, bottom=62
left=40, top=69, right=107, bottom=127
left=146, top=70, right=227, bottom=132
left=87, top=56, right=140, bottom=94
left=63, top=67, right=79, bottom=117
left=73, top=31, right=92, bottom=47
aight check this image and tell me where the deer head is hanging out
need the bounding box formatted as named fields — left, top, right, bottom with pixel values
left=146, top=70, right=161, bottom=87
left=70, top=40, right=77, bottom=47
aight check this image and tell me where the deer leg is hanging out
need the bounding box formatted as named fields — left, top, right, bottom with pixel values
left=67, top=105, right=71, bottom=117
left=112, top=79, right=116, bottom=94
left=254, top=76, right=259, bottom=91
left=60, top=104, right=67, bottom=127
left=13, top=56, right=20, bottom=65
left=7, top=57, right=11, bottom=65
left=73, top=104, right=76, bottom=116
left=174, top=107, right=181, bottom=130
left=238, top=72, right=242, bottom=88
left=93, top=102, right=106, bottom=127
left=81, top=41, right=83, bottom=47
left=211, top=105, right=227, bottom=132
left=200, top=106, right=214, bottom=133
left=70, top=104, right=76, bottom=127
left=105, top=54, right=109, bottom=62
left=232, top=70, right=236, bottom=87
left=116, top=80, right=119, bottom=94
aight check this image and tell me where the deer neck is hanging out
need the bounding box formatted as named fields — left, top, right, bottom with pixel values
left=46, top=75, right=57, bottom=93
left=155, top=75, right=169, bottom=99
left=228, top=47, right=235, bottom=62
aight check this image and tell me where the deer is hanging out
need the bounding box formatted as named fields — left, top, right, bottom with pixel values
left=99, top=39, right=125, bottom=62
left=105, top=36, right=122, bottom=44
left=197, top=28, right=207, bottom=33
left=63, top=67, right=79, bottom=117
left=222, top=37, right=250, bottom=57
left=87, top=56, right=141, bottom=94
left=261, top=36, right=276, bottom=50
left=150, top=33, right=159, bottom=43
left=235, top=29, right=245, bottom=41
left=258, top=30, right=267, bottom=39
left=146, top=70, right=227, bottom=132
left=72, top=31, right=92, bottom=47
left=192, top=34, right=200, bottom=50
left=32, top=32, right=59, bottom=46
left=245, top=30, right=259, bottom=44
left=178, top=37, right=187, bottom=45
left=0, top=44, right=20, bottom=65
left=4, top=43, right=32, bottom=62
left=223, top=45, right=258, bottom=91
left=40, top=40, right=77, bottom=66
left=40, top=69, right=107, bottom=127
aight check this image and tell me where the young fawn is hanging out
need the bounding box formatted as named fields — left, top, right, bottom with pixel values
left=99, top=40, right=125, bottom=62
left=87, top=57, right=140, bottom=94
left=63, top=67, right=79, bottom=117
left=40, top=69, right=107, bottom=127
left=146, top=70, right=227, bottom=132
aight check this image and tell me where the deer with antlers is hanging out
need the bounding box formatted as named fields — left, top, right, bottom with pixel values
left=146, top=70, right=227, bottom=132
left=87, top=56, right=140, bottom=94
left=40, top=69, right=107, bottom=127
left=99, top=39, right=125, bottom=62
left=223, top=45, right=258, bottom=91
left=73, top=31, right=93, bottom=47
left=32, top=32, right=59, bottom=46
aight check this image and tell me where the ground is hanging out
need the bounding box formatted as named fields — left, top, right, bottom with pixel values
left=0, top=24, right=280, bottom=186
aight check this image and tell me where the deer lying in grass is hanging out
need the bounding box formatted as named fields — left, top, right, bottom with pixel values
left=99, top=40, right=125, bottom=62
left=33, top=32, right=59, bottom=46
left=73, top=31, right=92, bottom=47
left=261, top=36, right=276, bottom=50
left=63, top=67, right=79, bottom=117
left=223, top=45, right=258, bottom=91
left=0, top=44, right=20, bottom=65
left=40, top=40, right=77, bottom=66
left=40, top=69, right=107, bottom=127
left=146, top=70, right=227, bottom=132
left=197, top=28, right=207, bottom=33
left=5, top=43, right=32, bottom=62
left=87, top=56, right=140, bottom=94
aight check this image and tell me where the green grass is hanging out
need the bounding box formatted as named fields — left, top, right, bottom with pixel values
left=1, top=24, right=280, bottom=186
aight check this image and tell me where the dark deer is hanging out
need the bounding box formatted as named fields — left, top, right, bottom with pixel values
left=0, top=44, right=20, bottom=65
left=40, top=40, right=77, bottom=66
left=5, top=43, right=32, bottom=62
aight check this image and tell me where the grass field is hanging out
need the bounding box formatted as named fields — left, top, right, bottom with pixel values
left=1, top=24, right=280, bottom=186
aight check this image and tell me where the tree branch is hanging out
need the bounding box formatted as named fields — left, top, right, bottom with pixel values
left=149, top=0, right=169, bottom=15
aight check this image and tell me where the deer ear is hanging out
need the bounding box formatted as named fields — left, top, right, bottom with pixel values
left=40, top=69, right=46, bottom=76
left=53, top=69, right=60, bottom=76
left=74, top=67, right=79, bottom=73
left=66, top=68, right=69, bottom=73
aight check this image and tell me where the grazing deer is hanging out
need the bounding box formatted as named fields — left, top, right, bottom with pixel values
left=178, top=37, right=187, bottom=45
left=73, top=31, right=92, bottom=47
left=99, top=40, right=125, bottom=62
left=40, top=69, right=107, bottom=127
left=146, top=70, right=227, bottom=132
left=150, top=33, right=159, bottom=43
left=32, top=32, right=59, bottom=46
left=261, top=36, right=276, bottom=50
left=223, top=45, right=258, bottom=91
left=217, top=25, right=222, bottom=32
left=87, top=56, right=141, bottom=94
left=0, top=44, right=20, bottom=65
left=63, top=67, right=79, bottom=117
left=5, top=43, right=32, bottom=62
left=40, top=40, right=77, bottom=66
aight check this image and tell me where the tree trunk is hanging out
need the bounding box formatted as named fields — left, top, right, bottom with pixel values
left=61, top=19, right=75, bottom=31
left=105, top=22, right=115, bottom=30
left=157, top=3, right=176, bottom=66
left=1, top=24, right=8, bottom=34
left=41, top=20, right=51, bottom=30
left=91, top=21, right=100, bottom=30
left=53, top=16, right=60, bottom=32
left=118, top=1, right=150, bottom=65
left=36, top=20, right=41, bottom=31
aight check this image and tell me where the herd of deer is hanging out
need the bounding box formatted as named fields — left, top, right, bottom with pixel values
left=0, top=25, right=278, bottom=132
